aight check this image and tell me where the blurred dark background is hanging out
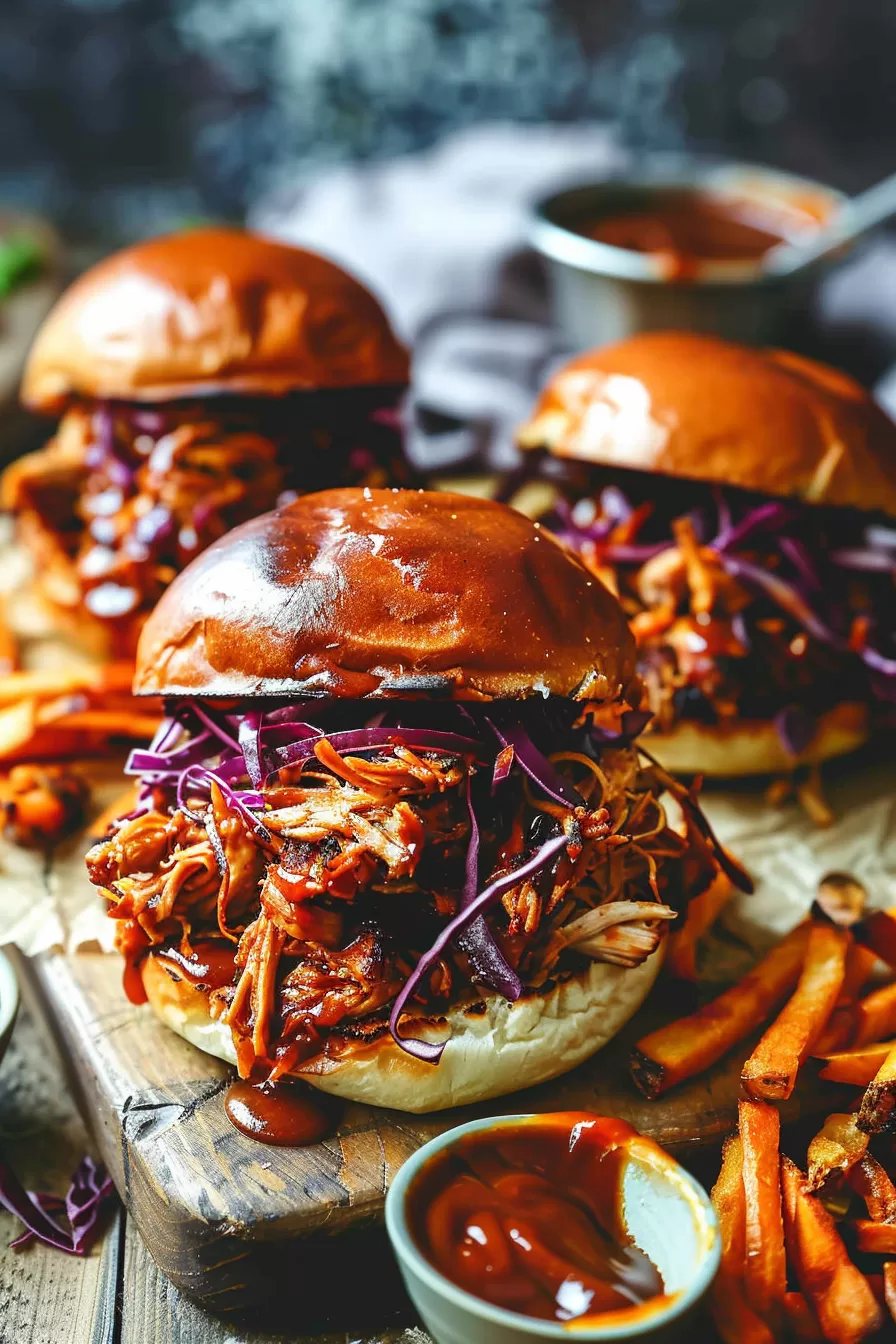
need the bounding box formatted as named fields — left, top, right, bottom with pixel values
left=3, top=0, right=894, bottom=243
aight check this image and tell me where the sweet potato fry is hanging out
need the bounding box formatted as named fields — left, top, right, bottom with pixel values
left=818, top=1041, right=896, bottom=1086
left=857, top=1042, right=896, bottom=1133
left=742, top=923, right=849, bottom=1101
left=781, top=1155, right=883, bottom=1344
left=666, top=871, right=733, bottom=981
left=806, top=1114, right=869, bottom=1192
left=0, top=606, right=19, bottom=676
left=848, top=1156, right=896, bottom=1223
left=884, top=1263, right=896, bottom=1324
left=712, top=1134, right=746, bottom=1273
left=854, top=981, right=896, bottom=1048
left=815, top=945, right=879, bottom=1054
left=784, top=1291, right=825, bottom=1342
left=740, top=1100, right=787, bottom=1326
left=709, top=1135, right=775, bottom=1344
left=0, top=697, right=38, bottom=757
left=853, top=1221, right=896, bottom=1255
left=710, top=1285, right=776, bottom=1344
left=43, top=710, right=161, bottom=736
left=858, top=908, right=896, bottom=971
left=0, top=666, right=108, bottom=705
left=841, top=944, right=880, bottom=1000
left=865, top=1272, right=885, bottom=1313
left=630, top=922, right=811, bottom=1097
left=815, top=1007, right=859, bottom=1056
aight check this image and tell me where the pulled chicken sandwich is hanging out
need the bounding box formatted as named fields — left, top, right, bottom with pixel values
left=510, top=331, right=896, bottom=777
left=4, top=228, right=410, bottom=656
left=86, top=488, right=747, bottom=1112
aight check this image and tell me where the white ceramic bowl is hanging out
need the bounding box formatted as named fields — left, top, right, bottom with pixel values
left=529, top=158, right=847, bottom=350
left=385, top=1114, right=720, bottom=1344
left=0, top=948, right=20, bottom=1066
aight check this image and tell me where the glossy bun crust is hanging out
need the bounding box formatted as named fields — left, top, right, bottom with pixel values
left=135, top=488, right=637, bottom=702
left=519, top=331, right=896, bottom=518
left=21, top=228, right=409, bottom=411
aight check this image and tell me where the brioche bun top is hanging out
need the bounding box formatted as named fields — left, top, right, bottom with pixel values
left=21, top=228, right=409, bottom=411
left=134, top=487, right=636, bottom=703
left=519, top=331, right=896, bottom=518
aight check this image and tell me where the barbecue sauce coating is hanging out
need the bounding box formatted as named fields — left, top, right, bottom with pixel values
left=224, top=1079, right=332, bottom=1147
left=409, top=1114, right=666, bottom=1324
left=582, top=190, right=797, bottom=279
left=155, top=941, right=238, bottom=991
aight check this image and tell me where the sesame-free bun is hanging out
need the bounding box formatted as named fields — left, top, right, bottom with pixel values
left=21, top=228, right=409, bottom=412
left=134, top=488, right=637, bottom=703
left=140, top=946, right=663, bottom=1113
left=647, top=701, right=869, bottom=778
left=519, top=331, right=896, bottom=518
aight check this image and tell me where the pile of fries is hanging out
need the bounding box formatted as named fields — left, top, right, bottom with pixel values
left=632, top=893, right=896, bottom=1340
left=0, top=663, right=159, bottom=763
left=0, top=601, right=157, bottom=844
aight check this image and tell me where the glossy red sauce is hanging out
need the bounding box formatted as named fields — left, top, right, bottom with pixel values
left=408, top=1114, right=666, bottom=1324
left=154, top=941, right=237, bottom=990
left=580, top=190, right=818, bottom=280
left=224, top=1079, right=333, bottom=1147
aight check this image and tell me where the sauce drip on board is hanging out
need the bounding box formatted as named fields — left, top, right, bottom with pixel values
left=408, top=1114, right=666, bottom=1324
left=579, top=189, right=820, bottom=280
left=224, top=1078, right=333, bottom=1147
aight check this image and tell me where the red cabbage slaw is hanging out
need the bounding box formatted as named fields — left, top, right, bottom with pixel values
left=123, top=697, right=743, bottom=1063
left=1, top=1155, right=115, bottom=1256
left=545, top=482, right=896, bottom=698
left=81, top=395, right=411, bottom=602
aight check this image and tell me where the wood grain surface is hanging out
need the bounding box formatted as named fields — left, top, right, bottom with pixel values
left=121, top=1219, right=432, bottom=1344
left=0, top=950, right=435, bottom=1344
left=0, top=951, right=121, bottom=1344
left=0, top=747, right=854, bottom=1325
left=34, top=944, right=854, bottom=1322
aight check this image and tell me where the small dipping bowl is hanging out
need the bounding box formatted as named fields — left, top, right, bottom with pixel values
left=386, top=1113, right=719, bottom=1344
left=530, top=159, right=846, bottom=349
left=0, top=948, right=20, bottom=1066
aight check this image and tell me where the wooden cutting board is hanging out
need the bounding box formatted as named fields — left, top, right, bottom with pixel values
left=34, top=944, right=853, bottom=1319
left=0, top=746, right=851, bottom=1319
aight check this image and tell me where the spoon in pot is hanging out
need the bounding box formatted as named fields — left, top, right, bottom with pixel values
left=762, top=170, right=896, bottom=279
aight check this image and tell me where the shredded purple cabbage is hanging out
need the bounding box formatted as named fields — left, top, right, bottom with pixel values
left=587, top=708, right=653, bottom=747
left=2, top=1156, right=115, bottom=1256
left=484, top=715, right=583, bottom=808
left=455, top=778, right=523, bottom=1003
left=774, top=705, right=818, bottom=759
left=388, top=833, right=568, bottom=1062
left=540, top=474, right=896, bottom=697
left=127, top=694, right=743, bottom=1063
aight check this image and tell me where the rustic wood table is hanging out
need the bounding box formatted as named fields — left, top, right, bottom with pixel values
left=0, top=951, right=433, bottom=1344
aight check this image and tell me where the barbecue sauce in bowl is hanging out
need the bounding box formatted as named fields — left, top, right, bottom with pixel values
left=580, top=188, right=820, bottom=281
left=407, top=1114, right=666, bottom=1324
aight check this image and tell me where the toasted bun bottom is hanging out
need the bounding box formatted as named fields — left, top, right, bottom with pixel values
left=141, top=947, right=663, bottom=1113
left=646, top=702, right=869, bottom=778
